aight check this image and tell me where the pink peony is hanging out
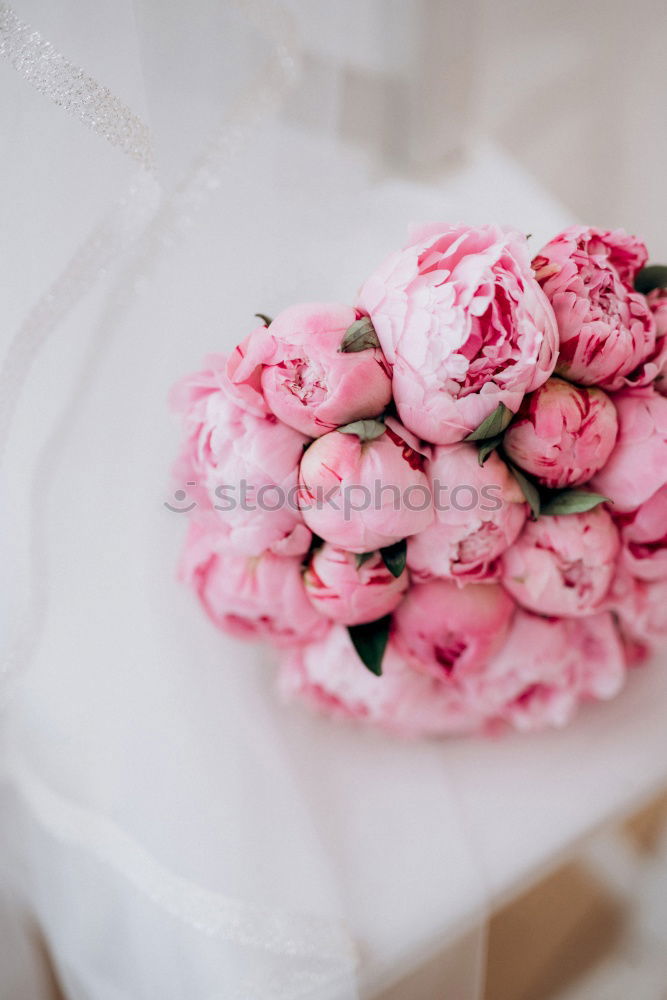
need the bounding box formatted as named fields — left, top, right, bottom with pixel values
left=477, top=610, right=625, bottom=732
left=358, top=224, right=558, bottom=444
left=392, top=578, right=515, bottom=680
left=501, top=507, right=619, bottom=616
left=179, top=516, right=327, bottom=646
left=228, top=304, right=392, bottom=437
left=407, top=442, right=526, bottom=583
left=591, top=387, right=667, bottom=512
left=278, top=626, right=489, bottom=738
left=639, top=289, right=667, bottom=391
left=298, top=418, right=433, bottom=552
left=303, top=544, right=408, bottom=625
left=617, top=485, right=667, bottom=581
left=606, top=566, right=667, bottom=645
left=503, top=377, right=618, bottom=488
left=533, top=227, right=655, bottom=390
left=171, top=356, right=311, bottom=556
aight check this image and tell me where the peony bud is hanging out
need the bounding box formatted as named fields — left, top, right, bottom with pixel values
left=303, top=544, right=408, bottom=625
left=179, top=516, right=327, bottom=646
left=407, top=442, right=527, bottom=582
left=617, top=484, right=667, bottom=581
left=591, top=387, right=667, bottom=512
left=501, top=507, right=619, bottom=616
left=392, top=579, right=515, bottom=681
left=503, top=377, right=618, bottom=488
left=298, top=418, right=433, bottom=552
left=230, top=304, right=393, bottom=437
left=533, top=226, right=655, bottom=390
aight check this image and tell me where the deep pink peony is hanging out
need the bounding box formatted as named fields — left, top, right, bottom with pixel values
left=501, top=507, right=619, bottom=616
left=591, top=387, right=667, bottom=512
left=477, top=610, right=626, bottom=732
left=171, top=355, right=311, bottom=556
left=392, top=578, right=515, bottom=680
left=303, top=544, right=408, bottom=625
left=503, top=377, right=618, bottom=488
left=228, top=304, right=392, bottom=437
left=407, top=442, right=526, bottom=583
left=616, top=485, right=667, bottom=581
left=179, top=516, right=327, bottom=646
left=278, top=626, right=490, bottom=738
left=637, top=289, right=667, bottom=392
left=298, top=418, right=433, bottom=552
left=533, top=227, right=655, bottom=390
left=358, top=224, right=558, bottom=444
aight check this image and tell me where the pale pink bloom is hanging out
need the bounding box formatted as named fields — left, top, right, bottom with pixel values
left=501, top=507, right=619, bottom=616
left=224, top=327, right=271, bottom=417
left=171, top=356, right=311, bottom=556
left=392, top=579, right=515, bottom=680
left=303, top=544, right=408, bottom=626
left=298, top=418, right=433, bottom=552
left=591, top=387, right=667, bottom=512
left=229, top=304, right=392, bottom=437
left=358, top=224, right=558, bottom=444
left=278, top=626, right=489, bottom=738
left=407, top=442, right=526, bottom=583
left=477, top=610, right=626, bottom=733
left=179, top=516, right=327, bottom=646
left=617, top=485, right=667, bottom=581
left=503, top=377, right=618, bottom=488
left=606, top=566, right=667, bottom=645
left=533, top=227, right=655, bottom=390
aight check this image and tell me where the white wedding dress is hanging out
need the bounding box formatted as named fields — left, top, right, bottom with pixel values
left=3, top=3, right=667, bottom=999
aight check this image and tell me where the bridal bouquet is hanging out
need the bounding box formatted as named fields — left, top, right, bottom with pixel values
left=170, top=225, right=667, bottom=736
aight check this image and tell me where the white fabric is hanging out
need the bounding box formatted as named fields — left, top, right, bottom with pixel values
left=2, top=3, right=667, bottom=999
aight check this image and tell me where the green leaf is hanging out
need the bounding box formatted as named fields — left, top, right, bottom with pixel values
left=477, top=434, right=504, bottom=466
left=254, top=312, right=273, bottom=326
left=355, top=551, right=376, bottom=569
left=510, top=465, right=541, bottom=520
left=380, top=539, right=407, bottom=578
left=338, top=419, right=386, bottom=441
left=465, top=403, right=514, bottom=442
left=541, top=490, right=609, bottom=516
left=348, top=615, right=391, bottom=676
left=339, top=316, right=381, bottom=353
left=635, top=265, right=667, bottom=296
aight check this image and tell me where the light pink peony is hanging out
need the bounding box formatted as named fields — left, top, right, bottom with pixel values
left=501, top=507, right=619, bottom=616
left=392, top=579, right=515, bottom=680
left=503, top=377, right=618, bottom=488
left=228, top=304, right=392, bottom=437
left=477, top=610, right=626, bottom=732
left=179, top=516, right=327, bottom=646
left=606, top=566, right=667, bottom=645
left=358, top=224, right=558, bottom=444
left=171, top=356, right=311, bottom=556
left=616, top=485, right=667, bottom=581
left=533, top=227, right=655, bottom=390
left=303, top=544, right=408, bottom=625
left=278, top=626, right=489, bottom=738
left=298, top=418, right=433, bottom=552
left=591, top=387, right=667, bottom=512
left=407, top=442, right=526, bottom=583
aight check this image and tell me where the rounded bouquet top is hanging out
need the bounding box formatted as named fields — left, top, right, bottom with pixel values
left=170, top=224, right=667, bottom=738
